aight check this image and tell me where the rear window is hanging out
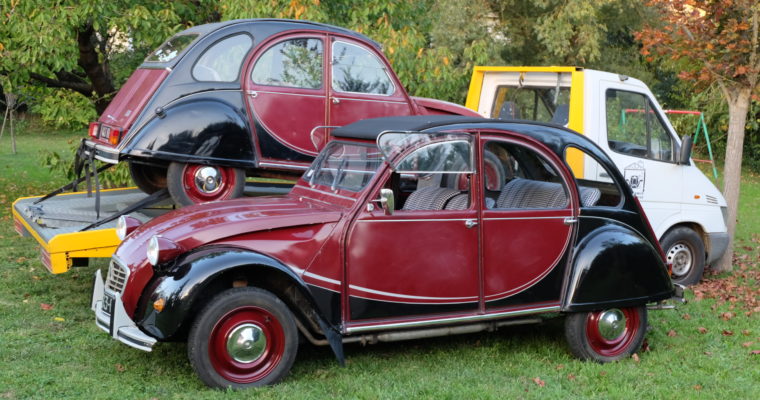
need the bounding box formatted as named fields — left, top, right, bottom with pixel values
left=146, top=34, right=198, bottom=63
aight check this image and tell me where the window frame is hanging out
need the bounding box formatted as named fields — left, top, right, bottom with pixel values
left=330, top=40, right=396, bottom=97
left=191, top=33, right=253, bottom=83
left=250, top=36, right=325, bottom=90
left=563, top=145, right=625, bottom=209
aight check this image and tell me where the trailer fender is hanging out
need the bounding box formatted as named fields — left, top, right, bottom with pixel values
left=126, top=98, right=256, bottom=168
left=562, top=224, right=674, bottom=312
left=135, top=247, right=344, bottom=363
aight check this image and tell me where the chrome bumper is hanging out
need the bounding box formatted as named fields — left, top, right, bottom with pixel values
left=82, top=140, right=121, bottom=164
left=91, top=269, right=156, bottom=352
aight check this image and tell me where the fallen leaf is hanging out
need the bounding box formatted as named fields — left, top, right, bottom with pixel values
left=599, top=371, right=607, bottom=377
left=667, top=330, right=677, bottom=337
left=698, top=327, right=708, bottom=334
left=721, top=312, right=735, bottom=320
left=632, top=353, right=640, bottom=363
left=704, top=351, right=712, bottom=355
left=694, top=384, right=702, bottom=391
left=532, top=377, right=545, bottom=387
left=751, top=350, right=760, bottom=355
left=32, top=276, right=40, bottom=281
left=40, top=303, right=53, bottom=311
left=53, top=317, right=64, bottom=322
left=555, top=364, right=564, bottom=370
left=682, top=313, right=691, bottom=320
left=722, top=330, right=734, bottom=336
left=115, top=364, right=126, bottom=372
left=742, top=330, right=751, bottom=336
left=742, top=341, right=753, bottom=348
left=567, top=374, right=576, bottom=381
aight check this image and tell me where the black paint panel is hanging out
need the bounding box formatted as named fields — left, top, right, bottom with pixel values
left=349, top=297, right=478, bottom=321
left=485, top=258, right=565, bottom=309
left=254, top=120, right=314, bottom=163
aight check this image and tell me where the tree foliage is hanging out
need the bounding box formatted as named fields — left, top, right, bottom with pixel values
left=637, top=0, right=760, bottom=272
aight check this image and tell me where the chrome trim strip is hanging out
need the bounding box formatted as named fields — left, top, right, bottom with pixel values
left=482, top=215, right=570, bottom=221
left=257, top=162, right=309, bottom=171
left=345, top=305, right=561, bottom=333
left=302, top=186, right=356, bottom=201
left=331, top=96, right=407, bottom=104
left=348, top=285, right=478, bottom=302
left=357, top=218, right=471, bottom=223
left=246, top=90, right=326, bottom=99
left=304, top=271, right=342, bottom=286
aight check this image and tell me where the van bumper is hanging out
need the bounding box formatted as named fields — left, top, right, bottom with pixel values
left=706, top=232, right=729, bottom=265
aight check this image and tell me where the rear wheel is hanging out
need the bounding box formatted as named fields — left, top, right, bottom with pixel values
left=565, top=306, right=647, bottom=362
left=128, top=161, right=167, bottom=194
left=167, top=162, right=245, bottom=207
left=661, top=227, right=705, bottom=286
left=188, top=287, right=298, bottom=389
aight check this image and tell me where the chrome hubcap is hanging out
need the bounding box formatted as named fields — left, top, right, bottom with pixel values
left=226, top=323, right=266, bottom=363
left=597, top=309, right=626, bottom=340
left=194, top=166, right=223, bottom=194
left=667, top=243, right=693, bottom=277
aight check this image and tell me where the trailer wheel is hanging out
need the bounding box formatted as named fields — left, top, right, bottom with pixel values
left=188, top=287, right=298, bottom=389
left=565, top=306, right=647, bottom=362
left=661, top=227, right=705, bottom=286
left=129, top=161, right=167, bottom=194
left=167, top=162, right=245, bottom=207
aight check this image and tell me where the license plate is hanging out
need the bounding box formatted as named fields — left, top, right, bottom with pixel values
left=103, top=292, right=115, bottom=316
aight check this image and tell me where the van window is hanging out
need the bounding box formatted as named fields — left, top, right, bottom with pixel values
left=564, top=147, right=623, bottom=207
left=332, top=41, right=394, bottom=95
left=490, top=86, right=571, bottom=124
left=252, top=38, right=323, bottom=89
left=192, top=34, right=252, bottom=82
left=606, top=89, right=674, bottom=162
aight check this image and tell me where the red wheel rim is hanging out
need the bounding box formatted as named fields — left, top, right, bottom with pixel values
left=181, top=164, right=236, bottom=203
left=208, top=306, right=285, bottom=384
left=585, top=307, right=640, bottom=357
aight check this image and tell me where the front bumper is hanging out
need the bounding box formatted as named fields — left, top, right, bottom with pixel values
left=706, top=232, right=729, bottom=265
left=91, top=269, right=156, bottom=351
left=82, top=140, right=121, bottom=164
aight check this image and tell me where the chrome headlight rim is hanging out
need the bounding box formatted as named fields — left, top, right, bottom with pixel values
left=147, top=235, right=160, bottom=266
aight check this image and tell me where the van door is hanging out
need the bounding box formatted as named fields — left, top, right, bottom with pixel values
left=596, top=83, right=682, bottom=233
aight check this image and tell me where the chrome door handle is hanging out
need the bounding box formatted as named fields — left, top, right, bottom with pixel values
left=465, top=219, right=478, bottom=228
left=332, top=97, right=340, bottom=104
left=563, top=217, right=578, bottom=225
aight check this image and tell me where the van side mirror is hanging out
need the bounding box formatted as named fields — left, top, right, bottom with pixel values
left=678, top=135, right=692, bottom=165
left=378, top=188, right=395, bottom=215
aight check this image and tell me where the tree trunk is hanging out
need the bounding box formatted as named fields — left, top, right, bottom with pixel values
left=714, top=87, right=752, bottom=272
left=77, top=23, right=115, bottom=115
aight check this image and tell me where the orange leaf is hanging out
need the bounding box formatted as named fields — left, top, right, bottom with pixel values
left=742, top=341, right=753, bottom=348
left=632, top=353, right=640, bottom=363
left=532, top=377, right=545, bottom=387
left=722, top=330, right=734, bottom=336
left=40, top=303, right=53, bottom=311
left=667, top=330, right=677, bottom=337
left=698, top=327, right=708, bottom=334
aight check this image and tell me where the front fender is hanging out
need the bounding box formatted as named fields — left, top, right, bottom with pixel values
left=562, top=223, right=674, bottom=312
left=125, top=94, right=255, bottom=168
left=135, top=247, right=333, bottom=341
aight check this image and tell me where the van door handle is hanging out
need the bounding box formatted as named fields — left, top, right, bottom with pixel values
left=465, top=219, right=478, bottom=228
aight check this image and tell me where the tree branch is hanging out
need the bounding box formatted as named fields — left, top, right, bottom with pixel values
left=29, top=72, right=93, bottom=96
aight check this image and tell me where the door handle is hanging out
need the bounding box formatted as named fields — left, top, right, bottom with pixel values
left=465, top=219, right=478, bottom=228
left=563, top=217, right=578, bottom=225
left=332, top=97, right=340, bottom=104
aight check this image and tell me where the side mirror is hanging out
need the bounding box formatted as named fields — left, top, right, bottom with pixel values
left=678, top=135, right=693, bottom=165
left=378, top=188, right=395, bottom=215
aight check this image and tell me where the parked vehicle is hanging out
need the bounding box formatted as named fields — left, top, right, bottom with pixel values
left=91, top=115, right=678, bottom=389
left=84, top=19, right=478, bottom=207
left=465, top=66, right=729, bottom=285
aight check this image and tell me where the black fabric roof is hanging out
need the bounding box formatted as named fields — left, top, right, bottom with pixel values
left=331, top=115, right=487, bottom=140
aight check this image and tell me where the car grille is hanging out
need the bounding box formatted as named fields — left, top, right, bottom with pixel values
left=105, top=259, right=129, bottom=293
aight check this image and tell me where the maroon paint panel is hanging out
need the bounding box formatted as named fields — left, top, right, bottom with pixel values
left=346, top=209, right=480, bottom=305
left=481, top=208, right=572, bottom=302
left=412, top=97, right=482, bottom=117
left=328, top=95, right=413, bottom=129
left=97, top=68, right=169, bottom=133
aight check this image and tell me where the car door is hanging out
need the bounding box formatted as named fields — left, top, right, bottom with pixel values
left=327, top=37, right=414, bottom=136
left=345, top=134, right=480, bottom=323
left=479, top=136, right=575, bottom=310
left=246, top=34, right=328, bottom=162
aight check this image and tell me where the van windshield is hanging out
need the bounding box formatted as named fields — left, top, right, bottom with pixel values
left=146, top=34, right=198, bottom=63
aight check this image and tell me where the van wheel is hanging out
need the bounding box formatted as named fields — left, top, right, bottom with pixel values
left=167, top=162, right=245, bottom=207
left=661, top=227, right=705, bottom=286
left=565, top=306, right=647, bottom=362
left=129, top=161, right=167, bottom=194
left=188, top=287, right=298, bottom=389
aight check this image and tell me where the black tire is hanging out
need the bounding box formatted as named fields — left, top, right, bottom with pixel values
left=661, top=227, right=705, bottom=286
left=128, top=161, right=167, bottom=194
left=166, top=162, right=245, bottom=207
left=187, top=287, right=298, bottom=389
left=565, top=306, right=647, bottom=363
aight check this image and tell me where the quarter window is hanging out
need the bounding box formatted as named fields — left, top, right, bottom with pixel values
left=564, top=146, right=623, bottom=207
left=192, top=34, right=252, bottom=82
left=332, top=41, right=394, bottom=95
left=606, top=89, right=674, bottom=162
left=252, top=38, right=323, bottom=89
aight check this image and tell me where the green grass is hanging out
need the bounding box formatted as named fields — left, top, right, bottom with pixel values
left=0, top=122, right=758, bottom=399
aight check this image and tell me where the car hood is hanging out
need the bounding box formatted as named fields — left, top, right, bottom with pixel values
left=117, top=194, right=343, bottom=266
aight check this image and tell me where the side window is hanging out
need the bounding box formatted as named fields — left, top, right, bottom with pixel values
left=251, top=38, right=323, bottom=89
left=606, top=89, right=674, bottom=162
left=332, top=41, right=394, bottom=95
left=192, top=34, right=252, bottom=82
left=565, top=147, right=623, bottom=207
left=490, top=86, right=571, bottom=124
left=483, top=141, right=569, bottom=209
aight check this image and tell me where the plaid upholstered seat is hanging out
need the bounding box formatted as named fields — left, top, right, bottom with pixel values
left=496, top=178, right=568, bottom=209
left=402, top=187, right=462, bottom=210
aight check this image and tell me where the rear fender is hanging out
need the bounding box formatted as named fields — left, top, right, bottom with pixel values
left=562, top=224, right=674, bottom=312
left=125, top=96, right=255, bottom=168
left=135, top=247, right=345, bottom=363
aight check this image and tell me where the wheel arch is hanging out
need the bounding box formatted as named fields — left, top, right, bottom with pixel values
left=660, top=222, right=709, bottom=259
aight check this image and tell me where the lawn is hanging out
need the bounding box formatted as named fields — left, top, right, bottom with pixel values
left=0, top=123, right=758, bottom=399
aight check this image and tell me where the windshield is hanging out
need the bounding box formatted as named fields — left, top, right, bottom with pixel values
left=146, top=34, right=198, bottom=63
left=304, top=142, right=383, bottom=192
left=491, top=86, right=570, bottom=124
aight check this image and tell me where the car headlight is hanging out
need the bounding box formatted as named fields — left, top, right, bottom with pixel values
left=116, top=216, right=142, bottom=240
left=146, top=235, right=184, bottom=267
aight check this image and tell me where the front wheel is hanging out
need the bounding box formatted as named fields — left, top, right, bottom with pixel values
left=661, top=227, right=705, bottom=286
left=187, top=287, right=298, bottom=389
left=564, top=306, right=647, bottom=362
left=167, top=162, right=245, bottom=207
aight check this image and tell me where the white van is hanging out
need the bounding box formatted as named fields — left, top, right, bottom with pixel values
left=466, top=66, right=729, bottom=285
